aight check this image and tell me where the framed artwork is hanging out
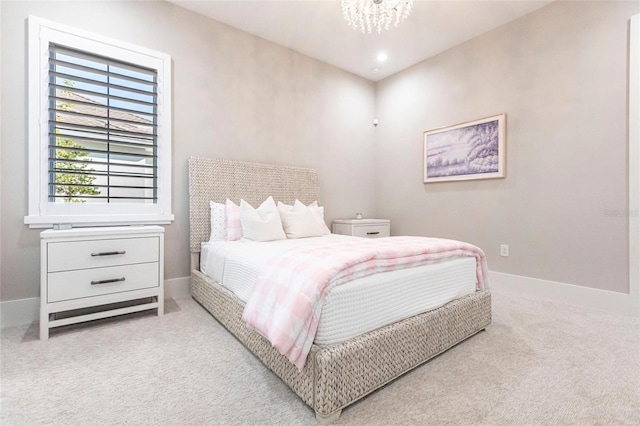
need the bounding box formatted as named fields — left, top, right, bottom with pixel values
left=423, top=113, right=506, bottom=183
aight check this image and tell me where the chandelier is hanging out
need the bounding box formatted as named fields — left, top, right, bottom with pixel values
left=342, top=0, right=414, bottom=34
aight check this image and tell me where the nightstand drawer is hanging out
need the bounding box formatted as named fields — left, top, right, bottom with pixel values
left=47, top=262, right=159, bottom=303
left=352, top=224, right=390, bottom=238
left=48, top=237, right=159, bottom=272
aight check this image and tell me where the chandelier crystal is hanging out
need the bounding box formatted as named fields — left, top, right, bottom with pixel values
left=342, top=0, right=414, bottom=34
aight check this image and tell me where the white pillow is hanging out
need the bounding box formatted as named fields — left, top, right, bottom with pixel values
left=209, top=201, right=225, bottom=241
left=278, top=201, right=326, bottom=239
left=277, top=201, right=295, bottom=213
left=240, top=196, right=287, bottom=242
left=295, top=200, right=331, bottom=235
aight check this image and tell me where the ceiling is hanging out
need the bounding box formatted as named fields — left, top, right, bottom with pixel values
left=168, top=0, right=552, bottom=81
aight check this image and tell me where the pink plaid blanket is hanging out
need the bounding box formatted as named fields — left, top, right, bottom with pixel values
left=241, top=236, right=489, bottom=369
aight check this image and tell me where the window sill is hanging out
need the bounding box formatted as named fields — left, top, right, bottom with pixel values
left=24, top=213, right=175, bottom=229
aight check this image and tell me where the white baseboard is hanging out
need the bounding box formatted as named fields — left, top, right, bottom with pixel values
left=0, top=297, right=40, bottom=328
left=489, top=271, right=639, bottom=316
left=164, top=276, right=191, bottom=299
left=0, top=276, right=192, bottom=327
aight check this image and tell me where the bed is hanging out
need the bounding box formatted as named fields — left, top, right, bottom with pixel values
left=189, top=157, right=491, bottom=422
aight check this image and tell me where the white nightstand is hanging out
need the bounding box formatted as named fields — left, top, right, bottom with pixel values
left=40, top=226, right=164, bottom=340
left=332, top=219, right=391, bottom=239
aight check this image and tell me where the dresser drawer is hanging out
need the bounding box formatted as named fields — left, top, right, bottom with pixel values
left=352, top=224, right=390, bottom=238
left=47, top=262, right=159, bottom=303
left=48, top=237, right=159, bottom=272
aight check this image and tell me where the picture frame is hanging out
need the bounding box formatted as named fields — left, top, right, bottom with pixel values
left=423, top=113, right=506, bottom=183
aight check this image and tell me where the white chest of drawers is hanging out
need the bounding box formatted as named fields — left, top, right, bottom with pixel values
left=40, top=226, right=164, bottom=340
left=332, top=219, right=391, bottom=238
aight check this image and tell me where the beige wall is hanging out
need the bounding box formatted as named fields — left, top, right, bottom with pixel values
left=1, top=0, right=636, bottom=303
left=0, top=1, right=376, bottom=301
left=375, top=1, right=639, bottom=293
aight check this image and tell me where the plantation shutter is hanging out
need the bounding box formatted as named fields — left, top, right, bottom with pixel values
left=48, top=44, right=158, bottom=203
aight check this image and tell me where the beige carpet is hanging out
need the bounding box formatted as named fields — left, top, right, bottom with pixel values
left=1, top=289, right=639, bottom=425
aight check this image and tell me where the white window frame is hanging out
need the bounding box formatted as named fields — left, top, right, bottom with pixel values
left=25, top=16, right=173, bottom=228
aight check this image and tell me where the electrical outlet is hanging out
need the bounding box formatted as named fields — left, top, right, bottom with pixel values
left=500, top=244, right=510, bottom=257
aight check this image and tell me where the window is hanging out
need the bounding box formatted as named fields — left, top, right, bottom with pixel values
left=26, top=17, right=173, bottom=227
left=49, top=46, right=158, bottom=204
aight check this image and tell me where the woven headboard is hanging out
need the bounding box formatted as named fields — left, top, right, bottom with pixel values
left=188, top=157, right=320, bottom=253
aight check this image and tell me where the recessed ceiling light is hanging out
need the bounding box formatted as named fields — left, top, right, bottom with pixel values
left=376, top=52, right=388, bottom=62
left=371, top=67, right=380, bottom=73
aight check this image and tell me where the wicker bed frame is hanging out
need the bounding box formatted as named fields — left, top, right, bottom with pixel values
left=188, top=157, right=491, bottom=422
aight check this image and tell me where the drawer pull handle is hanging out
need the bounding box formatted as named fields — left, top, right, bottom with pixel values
left=366, top=231, right=380, bottom=235
left=91, top=250, right=126, bottom=257
left=91, top=277, right=126, bottom=285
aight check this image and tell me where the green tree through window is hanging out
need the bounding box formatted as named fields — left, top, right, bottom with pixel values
left=53, top=81, right=99, bottom=203
left=53, top=136, right=100, bottom=203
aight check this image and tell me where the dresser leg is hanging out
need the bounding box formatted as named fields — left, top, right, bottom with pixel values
left=157, top=295, right=164, bottom=316
left=39, top=316, right=49, bottom=340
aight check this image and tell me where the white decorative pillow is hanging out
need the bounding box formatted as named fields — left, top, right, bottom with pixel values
left=296, top=200, right=331, bottom=235
left=209, top=201, right=225, bottom=241
left=225, top=199, right=242, bottom=241
left=278, top=201, right=326, bottom=239
left=277, top=201, right=294, bottom=213
left=240, top=196, right=287, bottom=242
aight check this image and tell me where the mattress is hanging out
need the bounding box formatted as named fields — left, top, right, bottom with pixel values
left=201, top=235, right=477, bottom=346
